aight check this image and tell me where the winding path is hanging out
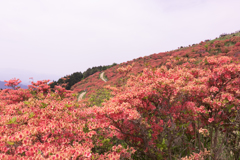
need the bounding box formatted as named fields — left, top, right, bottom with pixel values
left=78, top=91, right=86, bottom=101
left=77, top=72, right=107, bottom=101
left=100, top=72, right=107, bottom=82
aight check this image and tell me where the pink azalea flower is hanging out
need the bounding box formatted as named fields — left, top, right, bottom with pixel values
left=85, top=152, right=92, bottom=158
left=208, top=117, right=214, bottom=123
left=227, top=95, right=233, bottom=101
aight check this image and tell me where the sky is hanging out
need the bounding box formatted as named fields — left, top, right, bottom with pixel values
left=0, top=0, right=240, bottom=84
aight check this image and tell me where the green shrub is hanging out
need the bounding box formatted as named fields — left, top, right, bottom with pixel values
left=88, top=88, right=112, bottom=107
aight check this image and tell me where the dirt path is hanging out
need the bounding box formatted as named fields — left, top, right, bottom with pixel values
left=77, top=72, right=106, bottom=101
left=78, top=91, right=86, bottom=101
left=100, top=72, right=107, bottom=82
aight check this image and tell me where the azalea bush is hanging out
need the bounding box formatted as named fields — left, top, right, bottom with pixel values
left=1, top=54, right=240, bottom=159
left=72, top=33, right=240, bottom=100
left=94, top=56, right=240, bottom=159
left=0, top=79, right=135, bottom=159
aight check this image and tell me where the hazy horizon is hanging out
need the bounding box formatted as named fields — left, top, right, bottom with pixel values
left=1, top=0, right=240, bottom=83
left=0, top=68, right=61, bottom=85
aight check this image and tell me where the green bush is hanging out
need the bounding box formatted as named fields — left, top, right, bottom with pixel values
left=88, top=88, right=112, bottom=107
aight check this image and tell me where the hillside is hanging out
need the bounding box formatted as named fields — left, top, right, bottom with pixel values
left=2, top=30, right=240, bottom=159
left=72, top=31, right=240, bottom=100
left=50, top=63, right=117, bottom=90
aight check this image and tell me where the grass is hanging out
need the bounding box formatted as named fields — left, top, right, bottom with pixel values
left=207, top=31, right=240, bottom=45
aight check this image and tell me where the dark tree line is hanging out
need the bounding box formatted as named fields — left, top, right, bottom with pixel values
left=49, top=63, right=117, bottom=90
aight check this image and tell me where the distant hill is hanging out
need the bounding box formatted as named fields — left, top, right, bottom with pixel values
left=0, top=68, right=60, bottom=85
left=0, top=81, right=28, bottom=89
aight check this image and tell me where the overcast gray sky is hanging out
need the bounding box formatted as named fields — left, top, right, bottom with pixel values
left=0, top=0, right=240, bottom=84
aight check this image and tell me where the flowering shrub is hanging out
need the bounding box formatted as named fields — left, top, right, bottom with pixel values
left=1, top=55, right=240, bottom=159
left=1, top=33, right=240, bottom=159
left=93, top=55, right=240, bottom=159
left=198, top=128, right=209, bottom=137
left=4, top=78, right=22, bottom=90
left=235, top=42, right=240, bottom=46
left=72, top=33, right=240, bottom=101
left=0, top=79, right=135, bottom=159
left=1, top=78, right=32, bottom=105
left=181, top=148, right=210, bottom=160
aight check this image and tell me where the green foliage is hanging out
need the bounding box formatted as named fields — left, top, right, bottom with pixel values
left=207, top=32, right=240, bottom=46
left=88, top=88, right=112, bottom=107
left=176, top=60, right=184, bottom=65
left=29, top=112, right=35, bottom=118
left=183, top=53, right=189, bottom=58
left=7, top=141, right=14, bottom=145
left=209, top=40, right=215, bottom=44
left=175, top=56, right=180, bottom=60
left=225, top=41, right=235, bottom=46
left=92, top=133, right=128, bottom=156
left=50, top=63, right=117, bottom=90
left=204, top=44, right=208, bottom=49
left=83, top=125, right=90, bottom=133
left=6, top=117, right=17, bottom=124
left=204, top=59, right=209, bottom=65
left=40, top=102, right=48, bottom=109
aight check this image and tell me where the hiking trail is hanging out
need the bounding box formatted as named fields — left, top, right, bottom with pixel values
left=78, top=91, right=86, bottom=101
left=100, top=72, right=107, bottom=82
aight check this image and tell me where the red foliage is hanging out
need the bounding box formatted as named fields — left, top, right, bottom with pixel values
left=1, top=33, right=240, bottom=159
left=72, top=34, right=240, bottom=103
left=235, top=42, right=240, bottom=46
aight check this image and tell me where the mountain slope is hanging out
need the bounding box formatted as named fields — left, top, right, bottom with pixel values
left=50, top=63, right=117, bottom=90
left=72, top=31, right=240, bottom=99
left=1, top=30, right=240, bottom=159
